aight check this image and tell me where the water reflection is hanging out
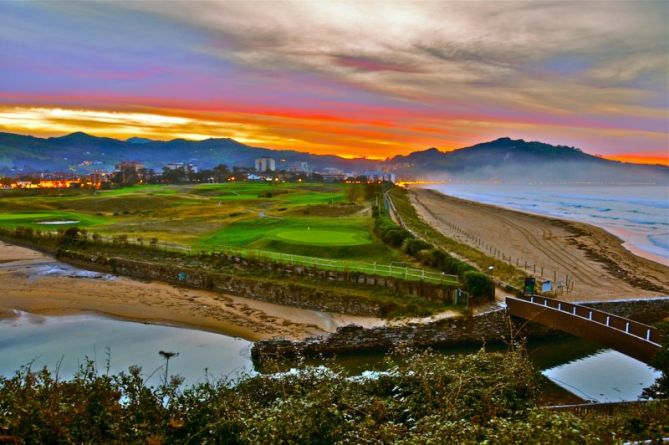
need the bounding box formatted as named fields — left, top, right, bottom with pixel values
left=0, top=311, right=253, bottom=386
left=542, top=349, right=660, bottom=402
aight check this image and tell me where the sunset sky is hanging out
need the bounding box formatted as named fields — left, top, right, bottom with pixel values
left=0, top=1, right=667, bottom=164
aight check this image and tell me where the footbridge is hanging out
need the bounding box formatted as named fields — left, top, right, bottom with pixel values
left=506, top=295, right=663, bottom=364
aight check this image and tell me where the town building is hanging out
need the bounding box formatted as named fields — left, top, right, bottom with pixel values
left=115, top=161, right=147, bottom=184
left=255, top=157, right=276, bottom=172
left=318, top=167, right=347, bottom=182
left=288, top=161, right=310, bottom=173
left=362, top=170, right=396, bottom=183
left=164, top=162, right=198, bottom=173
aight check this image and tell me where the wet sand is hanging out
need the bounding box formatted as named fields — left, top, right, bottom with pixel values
left=0, top=242, right=384, bottom=341
left=411, top=187, right=669, bottom=301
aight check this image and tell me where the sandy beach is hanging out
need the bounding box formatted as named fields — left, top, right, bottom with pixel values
left=0, top=242, right=383, bottom=341
left=411, top=187, right=669, bottom=301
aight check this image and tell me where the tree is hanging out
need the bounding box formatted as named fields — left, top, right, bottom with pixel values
left=345, top=184, right=364, bottom=202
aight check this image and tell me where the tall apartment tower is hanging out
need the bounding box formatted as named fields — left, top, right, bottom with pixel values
left=255, top=157, right=276, bottom=172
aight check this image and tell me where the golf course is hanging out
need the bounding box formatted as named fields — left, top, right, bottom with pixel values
left=0, top=182, right=411, bottom=264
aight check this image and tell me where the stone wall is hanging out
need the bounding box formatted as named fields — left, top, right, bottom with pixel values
left=56, top=249, right=386, bottom=315
left=581, top=297, right=669, bottom=323
left=251, top=308, right=555, bottom=364
left=212, top=252, right=459, bottom=303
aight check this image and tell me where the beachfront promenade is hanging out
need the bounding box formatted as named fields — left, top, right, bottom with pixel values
left=506, top=295, right=663, bottom=364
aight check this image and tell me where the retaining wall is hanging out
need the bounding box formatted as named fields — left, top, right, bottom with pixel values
left=581, top=297, right=669, bottom=323
left=56, top=249, right=384, bottom=315
left=56, top=249, right=462, bottom=316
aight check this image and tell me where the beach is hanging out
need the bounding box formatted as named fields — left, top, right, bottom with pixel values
left=0, top=242, right=381, bottom=341
left=411, top=187, right=669, bottom=301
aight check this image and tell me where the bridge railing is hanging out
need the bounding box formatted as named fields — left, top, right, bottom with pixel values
left=521, top=295, right=661, bottom=346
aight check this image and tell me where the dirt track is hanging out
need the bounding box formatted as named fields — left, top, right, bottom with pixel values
left=411, top=187, right=669, bottom=301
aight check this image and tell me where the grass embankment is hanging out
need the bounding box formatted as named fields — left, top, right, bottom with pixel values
left=1, top=348, right=667, bottom=444
left=389, top=186, right=526, bottom=288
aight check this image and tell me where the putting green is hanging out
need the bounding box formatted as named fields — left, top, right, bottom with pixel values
left=273, top=229, right=371, bottom=246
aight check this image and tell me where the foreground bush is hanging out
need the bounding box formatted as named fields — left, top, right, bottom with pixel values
left=1, top=349, right=667, bottom=444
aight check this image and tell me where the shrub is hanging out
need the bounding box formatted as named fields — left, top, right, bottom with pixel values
left=643, top=322, right=669, bottom=399
left=403, top=238, right=431, bottom=256
left=382, top=228, right=411, bottom=247
left=462, top=270, right=495, bottom=303
left=59, top=227, right=81, bottom=246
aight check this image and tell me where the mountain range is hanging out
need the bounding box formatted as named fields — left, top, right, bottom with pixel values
left=0, top=132, right=666, bottom=184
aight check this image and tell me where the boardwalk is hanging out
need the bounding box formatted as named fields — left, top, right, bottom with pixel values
left=506, top=295, right=662, bottom=364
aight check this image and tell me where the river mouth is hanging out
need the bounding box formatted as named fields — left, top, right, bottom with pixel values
left=36, top=220, right=80, bottom=225
left=0, top=311, right=660, bottom=402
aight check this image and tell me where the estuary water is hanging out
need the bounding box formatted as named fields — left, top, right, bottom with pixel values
left=0, top=311, right=659, bottom=402
left=0, top=311, right=253, bottom=386
left=424, top=184, right=669, bottom=265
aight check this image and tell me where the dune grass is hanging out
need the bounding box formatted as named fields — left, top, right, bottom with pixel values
left=389, top=186, right=525, bottom=286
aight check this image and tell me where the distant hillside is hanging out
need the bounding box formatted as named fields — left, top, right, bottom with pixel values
left=0, top=132, right=666, bottom=184
left=0, top=132, right=377, bottom=174
left=388, top=138, right=669, bottom=184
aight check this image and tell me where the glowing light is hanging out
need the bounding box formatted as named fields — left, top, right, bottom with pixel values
left=602, top=154, right=669, bottom=167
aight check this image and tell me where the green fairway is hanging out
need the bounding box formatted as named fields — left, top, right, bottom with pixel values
left=273, top=228, right=370, bottom=246
left=0, top=211, right=106, bottom=229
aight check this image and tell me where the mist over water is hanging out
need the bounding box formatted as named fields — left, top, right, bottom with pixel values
left=425, top=184, right=669, bottom=265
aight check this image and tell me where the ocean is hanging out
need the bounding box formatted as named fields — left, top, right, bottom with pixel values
left=424, top=184, right=669, bottom=266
